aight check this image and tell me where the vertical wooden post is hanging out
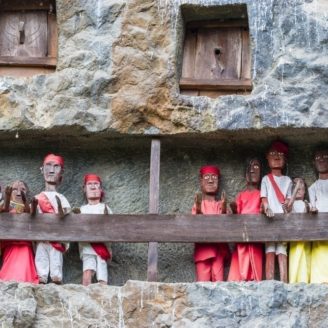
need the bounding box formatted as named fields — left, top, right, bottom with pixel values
left=147, top=139, right=161, bottom=281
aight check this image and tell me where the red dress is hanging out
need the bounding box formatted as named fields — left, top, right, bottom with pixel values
left=192, top=200, right=229, bottom=282
left=0, top=209, right=39, bottom=283
left=227, top=189, right=263, bottom=281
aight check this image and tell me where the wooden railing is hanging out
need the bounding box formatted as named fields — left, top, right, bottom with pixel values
left=0, top=212, right=326, bottom=243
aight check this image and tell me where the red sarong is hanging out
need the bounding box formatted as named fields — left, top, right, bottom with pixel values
left=228, top=189, right=263, bottom=282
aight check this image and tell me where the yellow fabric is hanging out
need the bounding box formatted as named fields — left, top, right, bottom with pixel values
left=289, top=241, right=311, bottom=283
left=310, top=241, right=328, bottom=283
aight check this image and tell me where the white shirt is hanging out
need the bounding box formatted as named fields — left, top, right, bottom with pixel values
left=309, top=179, right=328, bottom=212
left=260, top=175, right=292, bottom=213
left=292, top=200, right=307, bottom=213
left=79, top=203, right=112, bottom=257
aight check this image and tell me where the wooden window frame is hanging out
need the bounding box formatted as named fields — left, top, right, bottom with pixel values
left=0, top=0, right=57, bottom=70
left=180, top=19, right=252, bottom=97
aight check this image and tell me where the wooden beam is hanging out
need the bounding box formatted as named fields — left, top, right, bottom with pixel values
left=186, top=19, right=249, bottom=29
left=147, top=139, right=161, bottom=282
left=0, top=0, right=56, bottom=12
left=179, top=78, right=252, bottom=91
left=0, top=213, right=328, bottom=242
left=0, top=56, right=56, bottom=68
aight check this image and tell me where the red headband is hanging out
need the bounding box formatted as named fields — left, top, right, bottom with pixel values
left=83, top=174, right=102, bottom=185
left=269, top=140, right=289, bottom=156
left=199, top=165, right=220, bottom=177
left=43, top=154, right=64, bottom=168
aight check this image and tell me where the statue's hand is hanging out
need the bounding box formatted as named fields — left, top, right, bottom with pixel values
left=310, top=206, right=318, bottom=215
left=282, top=200, right=292, bottom=214
left=264, top=206, right=274, bottom=218
left=21, top=191, right=30, bottom=213
left=72, top=207, right=81, bottom=214
left=5, top=186, right=12, bottom=199
left=229, top=201, right=237, bottom=214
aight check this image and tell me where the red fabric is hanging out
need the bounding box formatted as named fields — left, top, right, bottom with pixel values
left=267, top=173, right=286, bottom=204
left=84, top=174, right=102, bottom=185
left=195, top=256, right=225, bottom=282
left=0, top=209, right=39, bottom=283
left=269, top=140, right=288, bottom=156
left=91, top=243, right=112, bottom=261
left=37, top=192, right=66, bottom=253
left=43, top=154, right=64, bottom=168
left=192, top=199, right=229, bottom=281
left=228, top=189, right=263, bottom=282
left=199, top=165, right=220, bottom=177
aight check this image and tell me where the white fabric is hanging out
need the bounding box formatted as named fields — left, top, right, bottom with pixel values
left=265, top=242, right=287, bottom=255
left=261, top=174, right=291, bottom=255
left=36, top=191, right=71, bottom=282
left=35, top=242, right=63, bottom=283
left=292, top=200, right=307, bottom=213
left=82, top=254, right=108, bottom=282
left=79, top=203, right=112, bottom=283
left=260, top=175, right=292, bottom=213
left=79, top=203, right=112, bottom=257
left=309, top=179, right=328, bottom=212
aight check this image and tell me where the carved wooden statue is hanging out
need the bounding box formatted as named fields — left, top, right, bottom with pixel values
left=0, top=180, right=39, bottom=283
left=33, top=154, right=71, bottom=284
left=308, top=148, right=328, bottom=283
left=192, top=165, right=229, bottom=282
left=228, top=158, right=263, bottom=281
left=79, top=174, right=112, bottom=286
left=261, top=140, right=292, bottom=282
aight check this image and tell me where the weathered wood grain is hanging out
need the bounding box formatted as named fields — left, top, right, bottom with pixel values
left=147, top=139, right=161, bottom=282
left=0, top=213, right=327, bottom=243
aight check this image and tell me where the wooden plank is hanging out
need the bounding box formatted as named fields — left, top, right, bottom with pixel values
left=47, top=12, right=57, bottom=58
left=187, top=19, right=249, bottom=29
left=0, top=66, right=55, bottom=77
left=181, top=29, right=197, bottom=79
left=0, top=213, right=328, bottom=242
left=241, top=28, right=251, bottom=80
left=180, top=78, right=252, bottom=91
left=180, top=90, right=199, bottom=96
left=0, top=1, right=55, bottom=12
left=0, top=56, right=56, bottom=67
left=147, top=139, right=161, bottom=282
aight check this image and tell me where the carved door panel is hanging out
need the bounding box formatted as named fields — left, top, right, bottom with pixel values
left=0, top=11, right=48, bottom=57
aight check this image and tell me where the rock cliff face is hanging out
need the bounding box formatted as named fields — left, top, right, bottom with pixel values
left=1, top=280, right=328, bottom=327
left=0, top=0, right=327, bottom=135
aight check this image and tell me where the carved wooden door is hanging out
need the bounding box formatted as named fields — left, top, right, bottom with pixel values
left=0, top=11, right=48, bottom=57
left=180, top=20, right=252, bottom=98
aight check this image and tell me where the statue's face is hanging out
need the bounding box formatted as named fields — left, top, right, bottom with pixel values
left=43, top=161, right=63, bottom=185
left=200, top=173, right=219, bottom=195
left=11, top=180, right=27, bottom=204
left=84, top=180, right=102, bottom=201
left=293, top=178, right=305, bottom=200
left=314, top=150, right=328, bottom=174
left=266, top=149, right=286, bottom=170
left=246, top=159, right=261, bottom=185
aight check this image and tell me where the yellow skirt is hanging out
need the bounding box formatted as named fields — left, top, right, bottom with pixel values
left=289, top=241, right=311, bottom=283
left=310, top=241, right=328, bottom=283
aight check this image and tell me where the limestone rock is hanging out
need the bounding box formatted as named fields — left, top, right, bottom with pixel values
left=1, top=281, right=328, bottom=327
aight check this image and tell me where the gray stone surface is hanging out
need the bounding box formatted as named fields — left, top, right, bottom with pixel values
left=0, top=280, right=328, bottom=327
left=0, top=0, right=327, bottom=135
